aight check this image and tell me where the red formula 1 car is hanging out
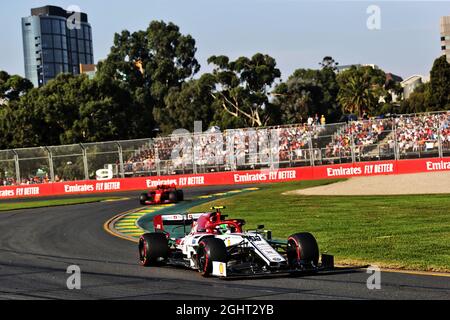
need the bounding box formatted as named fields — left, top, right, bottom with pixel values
left=139, top=184, right=184, bottom=205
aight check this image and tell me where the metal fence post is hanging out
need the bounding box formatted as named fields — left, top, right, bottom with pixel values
left=393, top=118, right=399, bottom=161
left=155, top=147, right=161, bottom=176
left=437, top=122, right=443, bottom=158
left=226, top=131, right=235, bottom=171
left=267, top=132, right=272, bottom=169
left=80, top=144, right=89, bottom=180
left=192, top=134, right=198, bottom=174
left=215, top=135, right=220, bottom=173
left=12, top=150, right=21, bottom=184
left=308, top=131, right=314, bottom=167
left=44, top=146, right=55, bottom=182
left=351, top=132, right=356, bottom=163
left=116, top=142, right=125, bottom=178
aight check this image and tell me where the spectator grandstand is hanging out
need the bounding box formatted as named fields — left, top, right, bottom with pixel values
left=0, top=110, right=449, bottom=185
left=125, top=123, right=327, bottom=175
left=395, top=112, right=450, bottom=156
left=323, top=118, right=393, bottom=161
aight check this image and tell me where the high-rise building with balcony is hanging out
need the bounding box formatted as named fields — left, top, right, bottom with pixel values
left=441, top=16, right=450, bottom=63
left=22, top=5, right=94, bottom=87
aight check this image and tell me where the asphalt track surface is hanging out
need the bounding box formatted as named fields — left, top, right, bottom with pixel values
left=0, top=185, right=449, bottom=300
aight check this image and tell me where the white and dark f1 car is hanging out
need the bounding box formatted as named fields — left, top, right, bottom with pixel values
left=138, top=207, right=334, bottom=278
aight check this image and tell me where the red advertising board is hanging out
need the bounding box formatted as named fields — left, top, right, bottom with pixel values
left=1, top=157, right=450, bottom=199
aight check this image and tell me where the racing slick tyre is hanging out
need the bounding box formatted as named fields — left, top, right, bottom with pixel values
left=168, top=191, right=178, bottom=202
left=139, top=233, right=169, bottom=267
left=287, top=233, right=319, bottom=268
left=196, top=238, right=228, bottom=277
left=140, top=193, right=149, bottom=205
left=176, top=189, right=184, bottom=201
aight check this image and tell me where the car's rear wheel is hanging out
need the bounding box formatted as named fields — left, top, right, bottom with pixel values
left=287, top=233, right=319, bottom=268
left=196, top=238, right=227, bottom=277
left=140, top=193, right=149, bottom=205
left=139, top=233, right=169, bottom=266
left=177, top=190, right=184, bottom=201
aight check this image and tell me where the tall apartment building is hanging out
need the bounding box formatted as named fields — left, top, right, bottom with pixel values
left=22, top=5, right=94, bottom=87
left=441, top=16, right=450, bottom=63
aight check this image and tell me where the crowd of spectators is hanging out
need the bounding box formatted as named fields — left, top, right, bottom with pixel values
left=276, top=124, right=324, bottom=162
left=395, top=112, right=450, bottom=154
left=321, top=112, right=450, bottom=159
left=124, top=123, right=327, bottom=174
left=125, top=144, right=157, bottom=174
left=2, top=111, right=450, bottom=185
left=324, top=119, right=391, bottom=158
left=0, top=175, right=51, bottom=186
left=0, top=177, right=16, bottom=186
left=122, top=113, right=450, bottom=173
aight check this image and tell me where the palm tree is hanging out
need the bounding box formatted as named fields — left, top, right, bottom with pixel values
left=338, top=67, right=383, bottom=119
left=338, top=73, right=374, bottom=117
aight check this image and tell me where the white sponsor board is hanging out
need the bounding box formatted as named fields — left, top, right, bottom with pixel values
left=145, top=176, right=205, bottom=188
left=64, top=184, right=95, bottom=193
left=0, top=187, right=40, bottom=197
left=427, top=161, right=450, bottom=171
left=234, top=170, right=296, bottom=183
left=327, top=164, right=394, bottom=177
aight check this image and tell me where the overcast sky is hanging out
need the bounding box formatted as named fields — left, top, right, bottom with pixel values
left=1, top=0, right=448, bottom=80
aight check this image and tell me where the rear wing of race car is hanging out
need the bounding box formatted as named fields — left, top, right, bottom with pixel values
left=153, top=213, right=206, bottom=232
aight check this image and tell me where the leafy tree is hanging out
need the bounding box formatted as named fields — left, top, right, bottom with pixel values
left=0, top=71, right=33, bottom=103
left=67, top=76, right=132, bottom=143
left=272, top=69, right=323, bottom=124
left=319, top=67, right=341, bottom=122
left=428, top=55, right=450, bottom=110
left=0, top=103, right=17, bottom=149
left=97, top=21, right=200, bottom=138
left=399, top=83, right=431, bottom=114
left=158, top=74, right=216, bottom=134
left=273, top=65, right=341, bottom=124
left=319, top=56, right=339, bottom=71
left=2, top=74, right=135, bottom=148
left=6, top=74, right=92, bottom=147
left=207, top=53, right=281, bottom=128
left=1, top=87, right=50, bottom=148
left=398, top=56, right=450, bottom=115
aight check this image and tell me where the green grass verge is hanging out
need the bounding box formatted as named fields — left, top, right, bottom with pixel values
left=189, top=180, right=450, bottom=272
left=0, top=197, right=122, bottom=212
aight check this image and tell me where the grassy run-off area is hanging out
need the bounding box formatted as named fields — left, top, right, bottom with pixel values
left=0, top=197, right=121, bottom=212
left=190, top=180, right=450, bottom=272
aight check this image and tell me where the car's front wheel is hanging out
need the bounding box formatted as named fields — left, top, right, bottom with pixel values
left=196, top=238, right=227, bottom=277
left=139, top=233, right=169, bottom=266
left=287, top=233, right=319, bottom=268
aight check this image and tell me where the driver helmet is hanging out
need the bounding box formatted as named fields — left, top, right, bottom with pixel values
left=216, top=223, right=231, bottom=235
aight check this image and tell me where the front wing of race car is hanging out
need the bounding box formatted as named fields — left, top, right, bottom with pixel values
left=228, top=234, right=333, bottom=278
left=161, top=252, right=334, bottom=279
left=143, top=199, right=177, bottom=205
left=210, top=254, right=335, bottom=279
left=205, top=234, right=335, bottom=279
